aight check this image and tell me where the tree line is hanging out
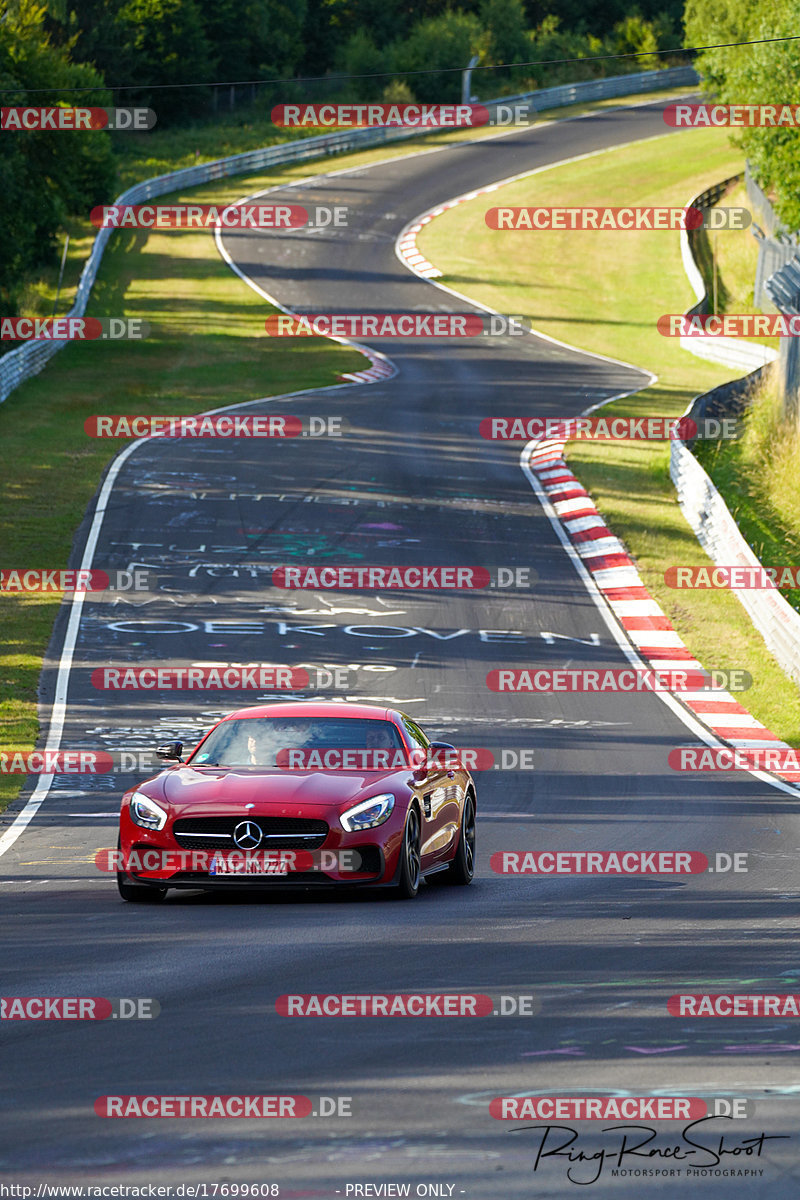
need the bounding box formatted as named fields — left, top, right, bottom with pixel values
left=685, top=0, right=800, bottom=230
left=0, top=0, right=682, bottom=319
left=7, top=0, right=798, bottom=322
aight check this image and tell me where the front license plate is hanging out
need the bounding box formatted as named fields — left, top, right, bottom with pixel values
left=209, top=854, right=289, bottom=876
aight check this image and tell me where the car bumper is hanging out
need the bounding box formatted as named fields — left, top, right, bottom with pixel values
left=118, top=806, right=404, bottom=887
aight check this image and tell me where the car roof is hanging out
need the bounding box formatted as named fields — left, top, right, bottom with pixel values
left=221, top=701, right=397, bottom=722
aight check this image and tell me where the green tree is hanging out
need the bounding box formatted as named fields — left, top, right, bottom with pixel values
left=613, top=9, right=672, bottom=70
left=479, top=0, right=528, bottom=65
left=523, top=15, right=607, bottom=88
left=336, top=28, right=389, bottom=100
left=477, top=0, right=529, bottom=90
left=685, top=0, right=800, bottom=229
left=0, top=0, right=115, bottom=319
left=524, top=0, right=681, bottom=39
left=390, top=9, right=483, bottom=103
left=202, top=0, right=307, bottom=86
left=118, top=0, right=212, bottom=119
left=65, top=0, right=212, bottom=122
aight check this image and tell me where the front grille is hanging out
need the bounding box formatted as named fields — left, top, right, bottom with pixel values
left=172, top=816, right=328, bottom=851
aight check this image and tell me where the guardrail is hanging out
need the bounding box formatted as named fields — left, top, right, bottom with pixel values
left=671, top=182, right=800, bottom=688
left=670, top=437, right=800, bottom=688
left=0, top=64, right=697, bottom=406
left=765, top=255, right=800, bottom=417
left=476, top=64, right=696, bottom=114
left=680, top=176, right=777, bottom=373
left=746, top=162, right=799, bottom=308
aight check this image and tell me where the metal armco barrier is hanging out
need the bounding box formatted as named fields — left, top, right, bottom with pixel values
left=747, top=162, right=799, bottom=308
left=765, top=256, right=800, bottom=419
left=672, top=182, right=800, bottom=688
left=670, top=438, right=800, bottom=688
left=680, top=175, right=776, bottom=372
left=0, top=64, right=697, bottom=405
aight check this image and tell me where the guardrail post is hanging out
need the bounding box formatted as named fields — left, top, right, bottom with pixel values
left=766, top=256, right=800, bottom=424
left=462, top=55, right=480, bottom=105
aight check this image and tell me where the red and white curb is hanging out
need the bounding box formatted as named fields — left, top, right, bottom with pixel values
left=397, top=184, right=506, bottom=279
left=398, top=220, right=444, bottom=278
left=528, top=437, right=800, bottom=785
left=338, top=350, right=396, bottom=384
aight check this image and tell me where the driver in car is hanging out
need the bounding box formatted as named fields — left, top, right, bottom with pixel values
left=364, top=723, right=397, bottom=748
left=364, top=721, right=403, bottom=768
left=244, top=721, right=297, bottom=766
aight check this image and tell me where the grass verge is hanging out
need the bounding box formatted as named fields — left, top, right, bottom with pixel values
left=695, top=371, right=800, bottom=617
left=419, top=125, right=800, bottom=745
left=1, top=174, right=369, bottom=812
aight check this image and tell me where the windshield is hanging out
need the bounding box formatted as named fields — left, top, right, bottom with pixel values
left=189, top=717, right=406, bottom=768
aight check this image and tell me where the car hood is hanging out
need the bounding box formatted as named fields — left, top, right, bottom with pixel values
left=157, top=765, right=411, bottom=816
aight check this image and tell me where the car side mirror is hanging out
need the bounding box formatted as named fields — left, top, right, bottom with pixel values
left=411, top=741, right=457, bottom=781
left=156, top=740, right=183, bottom=762
left=428, top=741, right=457, bottom=766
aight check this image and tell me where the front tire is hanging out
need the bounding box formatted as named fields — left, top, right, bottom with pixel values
left=446, top=793, right=475, bottom=885
left=117, top=840, right=167, bottom=902
left=394, top=806, right=422, bottom=899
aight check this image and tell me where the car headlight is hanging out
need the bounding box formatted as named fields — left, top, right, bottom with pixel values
left=129, top=792, right=167, bottom=831
left=340, top=793, right=395, bottom=832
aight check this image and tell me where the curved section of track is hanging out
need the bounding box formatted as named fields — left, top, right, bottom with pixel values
left=3, top=97, right=799, bottom=1195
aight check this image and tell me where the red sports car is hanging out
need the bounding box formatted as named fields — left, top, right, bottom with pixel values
left=116, top=701, right=476, bottom=901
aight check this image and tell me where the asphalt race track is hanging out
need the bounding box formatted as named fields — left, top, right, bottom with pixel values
left=3, top=96, right=800, bottom=1196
